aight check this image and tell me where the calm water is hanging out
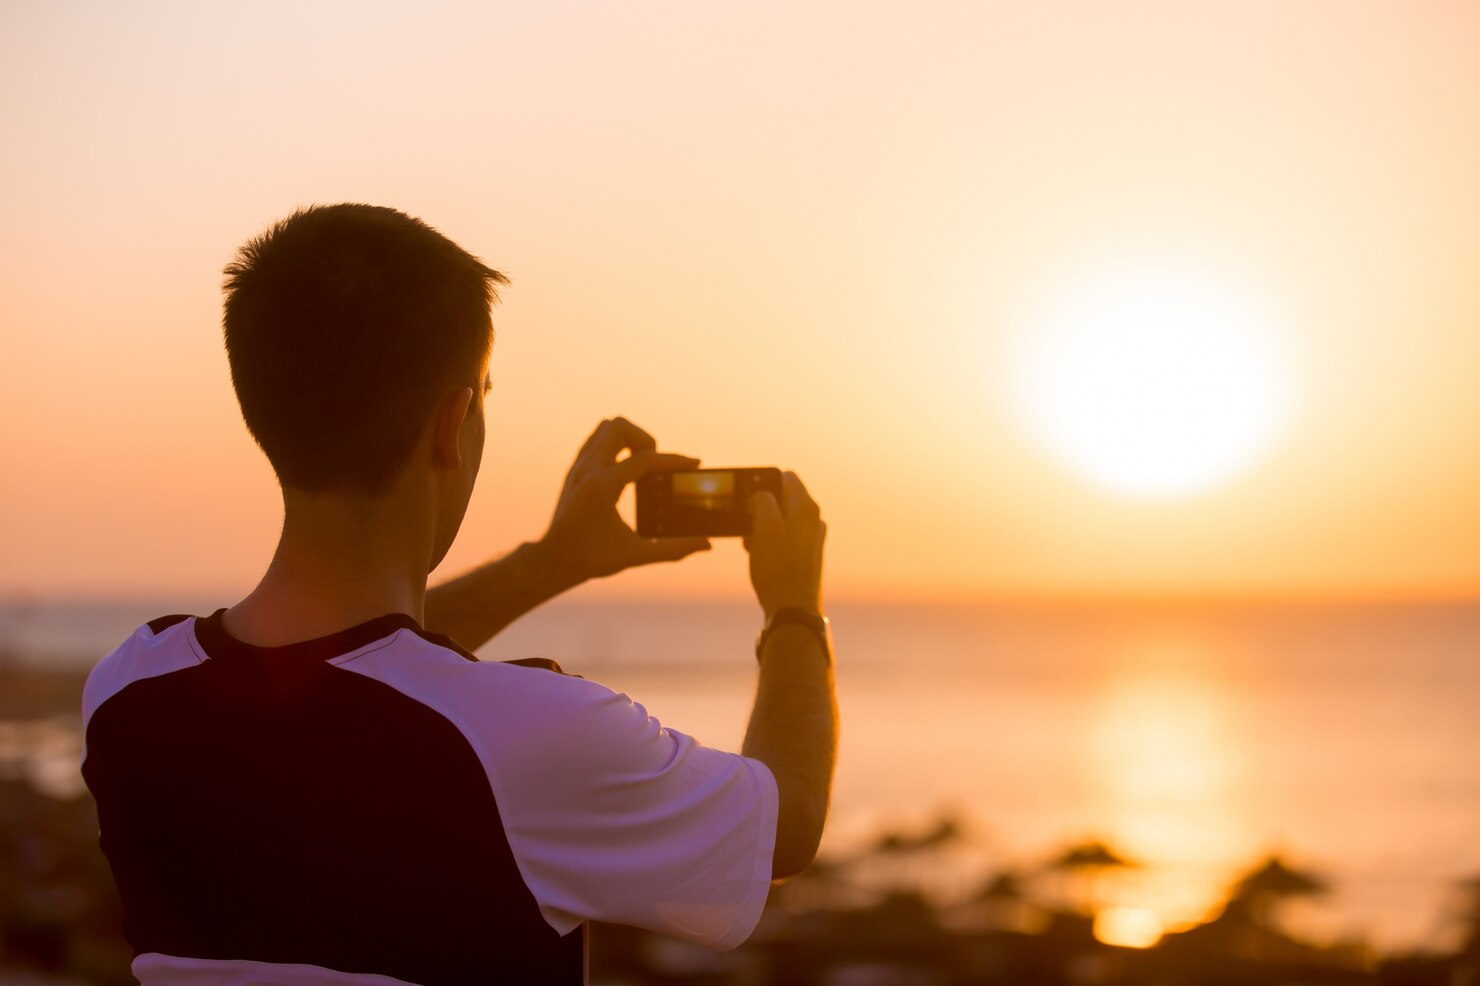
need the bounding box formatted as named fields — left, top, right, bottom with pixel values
left=3, top=594, right=1478, bottom=951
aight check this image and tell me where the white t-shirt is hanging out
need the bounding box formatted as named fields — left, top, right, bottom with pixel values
left=81, top=609, right=778, bottom=986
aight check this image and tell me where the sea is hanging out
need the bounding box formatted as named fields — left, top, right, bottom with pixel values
left=2, top=594, right=1477, bottom=954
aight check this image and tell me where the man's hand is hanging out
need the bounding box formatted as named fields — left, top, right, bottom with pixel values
left=425, top=417, right=708, bottom=650
left=740, top=470, right=834, bottom=881
left=744, top=471, right=826, bottom=621
left=541, top=417, right=712, bottom=586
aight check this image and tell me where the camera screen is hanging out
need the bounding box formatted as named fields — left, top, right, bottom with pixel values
left=636, top=466, right=778, bottom=538
left=671, top=470, right=734, bottom=511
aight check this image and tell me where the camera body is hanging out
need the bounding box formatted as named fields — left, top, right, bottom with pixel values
left=636, top=467, right=782, bottom=538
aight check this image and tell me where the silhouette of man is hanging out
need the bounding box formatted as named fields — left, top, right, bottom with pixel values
left=81, top=204, right=837, bottom=985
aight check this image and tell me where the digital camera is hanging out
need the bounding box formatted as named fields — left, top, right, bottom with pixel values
left=635, top=467, right=783, bottom=538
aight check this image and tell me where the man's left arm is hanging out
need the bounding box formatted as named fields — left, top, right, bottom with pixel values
left=423, top=539, right=577, bottom=652
left=424, top=417, right=710, bottom=652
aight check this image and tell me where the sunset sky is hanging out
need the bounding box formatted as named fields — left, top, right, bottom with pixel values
left=3, top=1, right=1479, bottom=602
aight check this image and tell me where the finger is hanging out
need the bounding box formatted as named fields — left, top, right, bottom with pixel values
left=780, top=471, right=821, bottom=522
left=588, top=416, right=657, bottom=467
left=568, top=418, right=617, bottom=480
left=745, top=490, right=783, bottom=546
left=610, top=417, right=658, bottom=457
left=601, top=450, right=701, bottom=491
left=639, top=537, right=712, bottom=564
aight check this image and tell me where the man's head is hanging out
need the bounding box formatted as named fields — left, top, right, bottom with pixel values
left=222, top=203, right=506, bottom=498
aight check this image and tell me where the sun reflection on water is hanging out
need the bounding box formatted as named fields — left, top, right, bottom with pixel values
left=1082, top=632, right=1258, bottom=935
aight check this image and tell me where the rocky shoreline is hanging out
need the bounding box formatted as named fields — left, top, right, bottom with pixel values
left=1, top=664, right=1475, bottom=984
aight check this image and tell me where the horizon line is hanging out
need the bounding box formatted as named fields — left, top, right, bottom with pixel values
left=1, top=585, right=1475, bottom=611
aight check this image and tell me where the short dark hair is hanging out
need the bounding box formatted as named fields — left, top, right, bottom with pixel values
left=222, top=204, right=507, bottom=494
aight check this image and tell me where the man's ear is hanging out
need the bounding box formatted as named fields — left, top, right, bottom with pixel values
left=430, top=386, right=475, bottom=470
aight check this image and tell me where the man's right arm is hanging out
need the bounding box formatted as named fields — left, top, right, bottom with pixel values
left=740, top=472, right=838, bottom=882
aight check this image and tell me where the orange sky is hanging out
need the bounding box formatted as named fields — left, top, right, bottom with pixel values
left=2, top=1, right=1479, bottom=602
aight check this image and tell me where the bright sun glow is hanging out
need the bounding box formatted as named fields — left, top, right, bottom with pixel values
left=1008, top=259, right=1293, bottom=498
left=1095, top=907, right=1165, bottom=949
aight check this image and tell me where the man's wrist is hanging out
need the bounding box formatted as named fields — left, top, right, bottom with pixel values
left=527, top=534, right=585, bottom=597
left=759, top=597, right=824, bottom=624
left=755, top=606, right=831, bottom=663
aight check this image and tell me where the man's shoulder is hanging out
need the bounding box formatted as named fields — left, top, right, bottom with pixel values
left=336, top=633, right=645, bottom=753
left=337, top=629, right=608, bottom=708
left=83, top=613, right=206, bottom=733
left=389, top=626, right=573, bottom=678
left=143, top=613, right=194, bottom=635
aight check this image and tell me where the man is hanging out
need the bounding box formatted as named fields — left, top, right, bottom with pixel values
left=81, top=204, right=837, bottom=985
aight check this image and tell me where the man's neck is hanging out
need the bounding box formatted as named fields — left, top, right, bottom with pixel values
left=224, top=487, right=435, bottom=647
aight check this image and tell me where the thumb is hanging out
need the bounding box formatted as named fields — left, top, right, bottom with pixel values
left=746, top=491, right=783, bottom=544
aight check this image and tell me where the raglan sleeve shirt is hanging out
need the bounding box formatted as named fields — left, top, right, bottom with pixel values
left=334, top=634, right=780, bottom=949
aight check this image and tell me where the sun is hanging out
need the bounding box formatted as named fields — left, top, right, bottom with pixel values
left=1006, top=259, right=1293, bottom=499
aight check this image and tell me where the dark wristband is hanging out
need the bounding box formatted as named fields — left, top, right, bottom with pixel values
left=755, top=607, right=831, bottom=663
